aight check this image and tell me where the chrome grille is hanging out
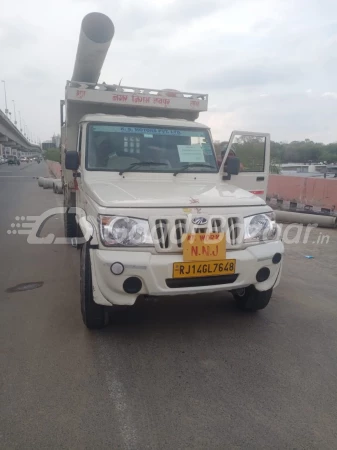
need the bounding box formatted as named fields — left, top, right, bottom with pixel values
left=175, top=219, right=186, bottom=248
left=228, top=217, right=240, bottom=246
left=211, top=218, right=222, bottom=233
left=155, top=219, right=169, bottom=249
left=195, top=227, right=207, bottom=234
left=153, top=216, right=242, bottom=252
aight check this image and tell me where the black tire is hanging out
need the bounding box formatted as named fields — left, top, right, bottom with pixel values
left=64, top=208, right=77, bottom=238
left=80, top=243, right=107, bottom=329
left=233, top=286, right=272, bottom=312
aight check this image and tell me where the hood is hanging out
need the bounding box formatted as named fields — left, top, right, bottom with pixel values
left=83, top=178, right=265, bottom=208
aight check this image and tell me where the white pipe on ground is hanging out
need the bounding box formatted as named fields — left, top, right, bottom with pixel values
left=53, top=179, right=63, bottom=194
left=42, top=178, right=54, bottom=189
left=275, top=210, right=337, bottom=228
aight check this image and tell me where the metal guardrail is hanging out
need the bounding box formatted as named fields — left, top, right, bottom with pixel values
left=267, top=196, right=337, bottom=216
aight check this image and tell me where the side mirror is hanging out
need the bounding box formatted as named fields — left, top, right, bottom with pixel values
left=222, top=156, right=240, bottom=180
left=65, top=151, right=79, bottom=170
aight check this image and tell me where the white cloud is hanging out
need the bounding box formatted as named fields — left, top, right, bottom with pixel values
left=0, top=0, right=336, bottom=143
left=322, top=92, right=337, bottom=99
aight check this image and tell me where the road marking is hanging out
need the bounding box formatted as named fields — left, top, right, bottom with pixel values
left=98, top=342, right=139, bottom=449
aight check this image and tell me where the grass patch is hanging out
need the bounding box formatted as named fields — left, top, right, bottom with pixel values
left=44, top=148, right=60, bottom=163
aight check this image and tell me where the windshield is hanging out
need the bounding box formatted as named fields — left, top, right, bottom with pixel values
left=86, top=123, right=218, bottom=173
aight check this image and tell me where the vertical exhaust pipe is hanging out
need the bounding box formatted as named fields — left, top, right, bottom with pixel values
left=71, top=12, right=115, bottom=84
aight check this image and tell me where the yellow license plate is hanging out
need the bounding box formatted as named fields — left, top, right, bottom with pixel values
left=183, top=232, right=226, bottom=261
left=173, top=260, right=236, bottom=279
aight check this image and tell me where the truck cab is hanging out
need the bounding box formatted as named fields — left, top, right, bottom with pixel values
left=61, top=13, right=284, bottom=329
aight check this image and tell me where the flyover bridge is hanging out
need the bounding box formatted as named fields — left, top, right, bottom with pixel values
left=0, top=108, right=41, bottom=158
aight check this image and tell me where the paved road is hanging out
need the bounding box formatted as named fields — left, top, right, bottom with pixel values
left=1, top=162, right=337, bottom=449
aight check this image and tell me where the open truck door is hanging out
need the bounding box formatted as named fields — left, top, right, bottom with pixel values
left=220, top=131, right=270, bottom=199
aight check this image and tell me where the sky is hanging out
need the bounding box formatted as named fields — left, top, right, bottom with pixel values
left=0, top=0, right=336, bottom=143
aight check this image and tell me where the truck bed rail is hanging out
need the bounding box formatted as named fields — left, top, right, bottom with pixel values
left=66, top=81, right=208, bottom=113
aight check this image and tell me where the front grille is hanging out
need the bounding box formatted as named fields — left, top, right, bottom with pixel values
left=227, top=217, right=240, bottom=246
left=155, top=219, right=169, bottom=249
left=153, top=216, right=242, bottom=252
left=211, top=218, right=222, bottom=232
left=175, top=219, right=186, bottom=248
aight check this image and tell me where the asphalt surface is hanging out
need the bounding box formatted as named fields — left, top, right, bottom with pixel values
left=1, top=161, right=337, bottom=449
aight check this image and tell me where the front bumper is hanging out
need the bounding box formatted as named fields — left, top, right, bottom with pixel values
left=90, top=240, right=284, bottom=306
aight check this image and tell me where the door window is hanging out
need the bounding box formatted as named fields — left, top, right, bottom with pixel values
left=230, top=135, right=266, bottom=172
left=77, top=126, right=82, bottom=154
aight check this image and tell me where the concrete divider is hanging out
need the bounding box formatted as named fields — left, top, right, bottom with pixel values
left=46, top=160, right=62, bottom=179
left=267, top=175, right=337, bottom=211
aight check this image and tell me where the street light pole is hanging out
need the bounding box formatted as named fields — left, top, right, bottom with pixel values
left=12, top=100, right=17, bottom=125
left=1, top=80, right=8, bottom=115
left=19, top=111, right=23, bottom=132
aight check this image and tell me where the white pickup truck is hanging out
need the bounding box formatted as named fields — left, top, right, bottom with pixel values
left=61, top=13, right=284, bottom=329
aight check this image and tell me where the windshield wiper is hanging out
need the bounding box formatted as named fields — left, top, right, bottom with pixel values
left=119, top=161, right=168, bottom=175
left=173, top=163, right=216, bottom=176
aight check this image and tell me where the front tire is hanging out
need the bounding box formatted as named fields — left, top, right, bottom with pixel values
left=233, top=286, right=272, bottom=312
left=80, top=243, right=108, bottom=329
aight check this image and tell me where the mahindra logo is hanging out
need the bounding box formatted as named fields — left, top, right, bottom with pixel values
left=192, top=217, right=208, bottom=226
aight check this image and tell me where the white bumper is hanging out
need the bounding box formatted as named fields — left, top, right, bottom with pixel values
left=90, top=240, right=284, bottom=306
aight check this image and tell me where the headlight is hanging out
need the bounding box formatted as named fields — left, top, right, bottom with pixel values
left=99, top=216, right=153, bottom=247
left=244, top=212, right=278, bottom=243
